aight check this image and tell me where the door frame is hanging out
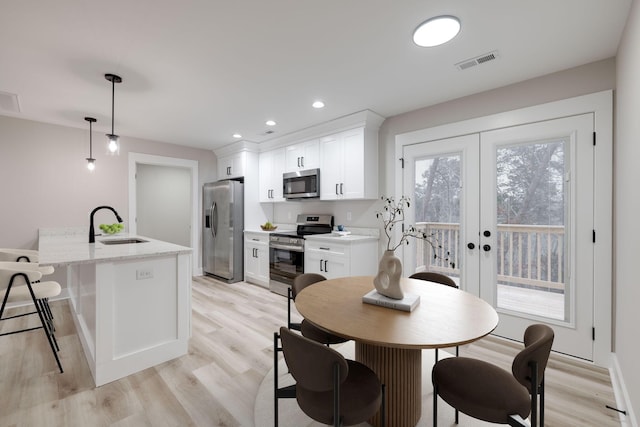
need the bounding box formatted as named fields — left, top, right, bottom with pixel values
left=128, top=153, right=200, bottom=275
left=394, top=90, right=612, bottom=367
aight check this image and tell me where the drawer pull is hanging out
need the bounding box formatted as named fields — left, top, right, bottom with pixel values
left=319, top=247, right=331, bottom=251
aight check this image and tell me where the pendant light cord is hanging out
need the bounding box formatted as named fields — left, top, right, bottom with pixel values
left=111, top=78, right=115, bottom=135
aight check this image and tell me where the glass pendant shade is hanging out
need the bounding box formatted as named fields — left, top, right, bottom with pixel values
left=107, top=134, right=120, bottom=154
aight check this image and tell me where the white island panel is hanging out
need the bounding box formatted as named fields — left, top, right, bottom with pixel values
left=39, top=228, right=192, bottom=386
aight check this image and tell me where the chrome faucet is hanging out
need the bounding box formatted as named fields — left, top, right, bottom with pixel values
left=89, top=206, right=123, bottom=243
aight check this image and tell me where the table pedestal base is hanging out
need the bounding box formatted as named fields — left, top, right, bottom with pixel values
left=356, top=342, right=422, bottom=427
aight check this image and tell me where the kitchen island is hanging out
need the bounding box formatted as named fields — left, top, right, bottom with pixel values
left=38, top=228, right=192, bottom=386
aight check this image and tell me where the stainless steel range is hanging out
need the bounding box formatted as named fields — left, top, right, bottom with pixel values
left=269, top=214, right=333, bottom=296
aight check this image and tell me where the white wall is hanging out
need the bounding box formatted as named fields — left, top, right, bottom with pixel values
left=615, top=0, right=640, bottom=422
left=0, top=115, right=217, bottom=250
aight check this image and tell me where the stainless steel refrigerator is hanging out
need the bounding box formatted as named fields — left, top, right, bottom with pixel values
left=203, top=180, right=244, bottom=283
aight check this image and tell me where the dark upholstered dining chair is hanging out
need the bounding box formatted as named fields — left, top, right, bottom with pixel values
left=278, top=326, right=385, bottom=427
left=409, top=272, right=459, bottom=360
left=432, top=323, right=554, bottom=427
left=288, top=273, right=347, bottom=345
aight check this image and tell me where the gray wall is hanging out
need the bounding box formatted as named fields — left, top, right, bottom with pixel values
left=615, top=0, right=640, bottom=420
left=0, top=115, right=217, bottom=249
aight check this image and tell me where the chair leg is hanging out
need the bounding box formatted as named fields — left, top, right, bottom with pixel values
left=381, top=383, right=386, bottom=427
left=433, top=383, right=438, bottom=427
left=274, top=332, right=279, bottom=427
left=540, top=377, right=545, bottom=427
left=34, top=294, right=63, bottom=373
left=530, top=361, right=539, bottom=427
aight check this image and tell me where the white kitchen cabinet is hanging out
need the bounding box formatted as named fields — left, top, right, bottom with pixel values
left=284, top=139, right=320, bottom=172
left=259, top=148, right=286, bottom=202
left=244, top=231, right=270, bottom=287
left=304, top=236, right=378, bottom=280
left=218, top=151, right=246, bottom=179
left=319, top=127, right=377, bottom=200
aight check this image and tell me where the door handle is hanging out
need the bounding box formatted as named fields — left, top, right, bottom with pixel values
left=467, top=242, right=475, bottom=250
left=210, top=201, right=217, bottom=239
left=483, top=244, right=491, bottom=252
left=324, top=260, right=328, bottom=272
left=320, top=259, right=324, bottom=272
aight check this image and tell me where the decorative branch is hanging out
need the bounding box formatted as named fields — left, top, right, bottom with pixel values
left=376, top=195, right=455, bottom=268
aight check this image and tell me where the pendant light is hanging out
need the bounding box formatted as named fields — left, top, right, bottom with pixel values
left=85, top=117, right=97, bottom=171
left=105, top=73, right=122, bottom=154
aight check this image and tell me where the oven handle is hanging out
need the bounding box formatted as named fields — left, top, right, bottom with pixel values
left=270, top=243, right=304, bottom=252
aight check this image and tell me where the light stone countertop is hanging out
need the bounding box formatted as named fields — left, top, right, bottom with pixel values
left=38, top=227, right=192, bottom=266
left=304, top=233, right=378, bottom=243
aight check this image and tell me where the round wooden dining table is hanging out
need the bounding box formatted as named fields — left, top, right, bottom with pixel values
left=295, top=275, right=499, bottom=427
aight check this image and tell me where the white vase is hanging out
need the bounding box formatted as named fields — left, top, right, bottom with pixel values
left=373, top=250, right=404, bottom=299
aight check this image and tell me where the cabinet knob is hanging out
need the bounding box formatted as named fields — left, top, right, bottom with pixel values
left=483, top=230, right=491, bottom=237
left=483, top=244, right=491, bottom=252
left=467, top=242, right=475, bottom=250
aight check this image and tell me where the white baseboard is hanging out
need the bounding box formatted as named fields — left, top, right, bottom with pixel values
left=610, top=353, right=638, bottom=427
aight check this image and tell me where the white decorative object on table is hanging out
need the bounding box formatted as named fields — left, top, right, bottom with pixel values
left=373, top=249, right=404, bottom=299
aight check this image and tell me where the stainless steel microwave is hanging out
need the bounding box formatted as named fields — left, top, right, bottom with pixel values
left=283, top=168, right=320, bottom=200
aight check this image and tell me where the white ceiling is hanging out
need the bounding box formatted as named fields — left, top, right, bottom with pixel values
left=0, top=0, right=632, bottom=151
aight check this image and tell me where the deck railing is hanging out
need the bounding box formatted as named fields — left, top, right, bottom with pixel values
left=414, top=222, right=565, bottom=292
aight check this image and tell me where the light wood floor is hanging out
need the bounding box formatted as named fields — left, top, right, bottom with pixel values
left=0, top=276, right=622, bottom=426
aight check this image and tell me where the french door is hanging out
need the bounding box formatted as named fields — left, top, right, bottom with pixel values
left=402, top=114, right=595, bottom=360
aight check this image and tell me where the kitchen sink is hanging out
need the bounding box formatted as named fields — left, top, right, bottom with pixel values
left=100, top=238, right=148, bottom=245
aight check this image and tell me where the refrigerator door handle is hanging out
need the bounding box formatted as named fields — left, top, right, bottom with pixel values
left=211, top=201, right=217, bottom=238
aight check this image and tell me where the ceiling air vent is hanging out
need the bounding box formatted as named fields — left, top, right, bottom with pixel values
left=0, top=91, right=21, bottom=113
left=455, top=50, right=499, bottom=71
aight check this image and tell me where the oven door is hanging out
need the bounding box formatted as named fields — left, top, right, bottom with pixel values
left=269, top=243, right=304, bottom=286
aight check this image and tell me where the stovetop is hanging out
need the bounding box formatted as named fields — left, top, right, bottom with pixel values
left=269, top=213, right=333, bottom=240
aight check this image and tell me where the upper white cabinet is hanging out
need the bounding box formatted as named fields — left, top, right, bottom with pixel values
left=284, top=139, right=320, bottom=172
left=218, top=151, right=246, bottom=179
left=320, top=127, right=378, bottom=200
left=259, top=148, right=286, bottom=202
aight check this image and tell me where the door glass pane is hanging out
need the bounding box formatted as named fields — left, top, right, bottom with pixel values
left=495, top=139, right=567, bottom=321
left=413, top=155, right=461, bottom=277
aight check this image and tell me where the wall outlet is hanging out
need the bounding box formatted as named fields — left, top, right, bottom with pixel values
left=347, top=211, right=352, bottom=221
left=136, top=268, right=154, bottom=280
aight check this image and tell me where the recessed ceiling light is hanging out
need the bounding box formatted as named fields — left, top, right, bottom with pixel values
left=266, top=120, right=276, bottom=126
left=233, top=133, right=242, bottom=138
left=312, top=101, right=325, bottom=109
left=413, top=15, right=460, bottom=47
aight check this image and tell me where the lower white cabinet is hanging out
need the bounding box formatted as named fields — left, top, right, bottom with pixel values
left=304, top=237, right=378, bottom=280
left=244, top=232, right=269, bottom=287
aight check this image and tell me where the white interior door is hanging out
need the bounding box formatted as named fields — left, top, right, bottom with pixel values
left=402, top=114, right=595, bottom=361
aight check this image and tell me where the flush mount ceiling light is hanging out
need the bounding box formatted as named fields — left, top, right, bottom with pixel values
left=105, top=73, right=122, bottom=155
left=413, top=15, right=461, bottom=47
left=312, top=100, right=325, bottom=109
left=85, top=117, right=97, bottom=171
left=265, top=120, right=276, bottom=126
